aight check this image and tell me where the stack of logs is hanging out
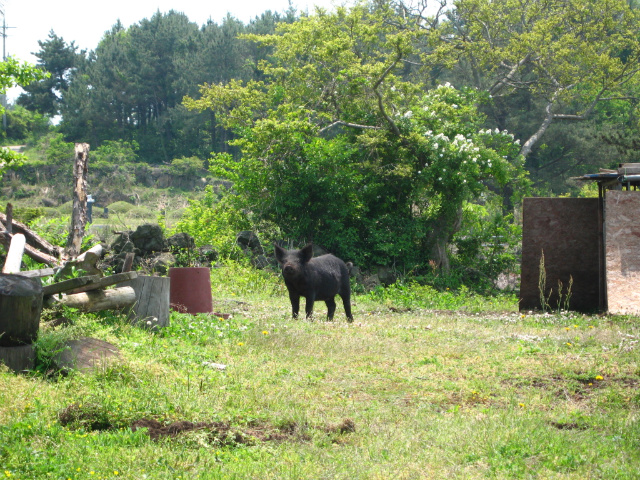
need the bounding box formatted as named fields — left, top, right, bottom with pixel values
left=0, top=206, right=139, bottom=372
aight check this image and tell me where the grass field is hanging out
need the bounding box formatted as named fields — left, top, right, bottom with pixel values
left=1, top=265, right=639, bottom=479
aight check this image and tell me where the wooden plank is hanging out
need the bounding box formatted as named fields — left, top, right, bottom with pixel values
left=2, top=233, right=26, bottom=274
left=42, top=275, right=102, bottom=296
left=12, top=268, right=57, bottom=278
left=67, top=271, right=138, bottom=294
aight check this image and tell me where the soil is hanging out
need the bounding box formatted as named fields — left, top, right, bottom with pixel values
left=58, top=403, right=355, bottom=444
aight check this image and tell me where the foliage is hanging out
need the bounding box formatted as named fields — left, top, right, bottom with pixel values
left=169, top=156, right=205, bottom=176
left=16, top=32, right=84, bottom=117
left=29, top=132, right=75, bottom=167
left=1, top=105, right=50, bottom=143
left=427, top=0, right=640, bottom=189
left=0, top=57, right=49, bottom=172
left=91, top=140, right=139, bottom=167
left=173, top=186, right=253, bottom=259
left=186, top=5, right=528, bottom=270
left=449, top=200, right=522, bottom=293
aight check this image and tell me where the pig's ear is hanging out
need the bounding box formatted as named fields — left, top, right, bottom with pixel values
left=301, top=244, right=313, bottom=263
left=274, top=244, right=286, bottom=263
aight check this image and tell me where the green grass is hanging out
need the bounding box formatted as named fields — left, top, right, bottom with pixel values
left=1, top=271, right=639, bottom=479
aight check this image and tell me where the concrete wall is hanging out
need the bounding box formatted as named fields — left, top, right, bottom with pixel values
left=605, top=191, right=640, bottom=315
left=520, top=198, right=601, bottom=312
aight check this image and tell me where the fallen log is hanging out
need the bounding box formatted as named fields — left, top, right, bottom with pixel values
left=2, top=233, right=26, bottom=274
left=0, top=212, right=65, bottom=259
left=44, top=286, right=136, bottom=313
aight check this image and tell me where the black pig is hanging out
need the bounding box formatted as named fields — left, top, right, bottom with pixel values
left=274, top=243, right=353, bottom=322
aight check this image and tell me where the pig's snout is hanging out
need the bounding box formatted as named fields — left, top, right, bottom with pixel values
left=283, top=264, right=296, bottom=276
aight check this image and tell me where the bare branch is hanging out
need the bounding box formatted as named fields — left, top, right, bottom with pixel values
left=373, top=46, right=404, bottom=136
left=318, top=121, right=380, bottom=135
left=489, top=53, right=533, bottom=96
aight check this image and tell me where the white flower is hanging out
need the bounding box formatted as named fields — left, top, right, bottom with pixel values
left=418, top=170, right=421, bottom=174
left=404, top=110, right=413, bottom=118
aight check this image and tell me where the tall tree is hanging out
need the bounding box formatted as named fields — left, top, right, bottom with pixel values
left=394, top=0, right=640, bottom=186
left=185, top=4, right=526, bottom=269
left=17, top=32, right=84, bottom=117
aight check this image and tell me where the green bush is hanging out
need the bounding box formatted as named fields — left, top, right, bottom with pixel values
left=106, top=201, right=135, bottom=214
left=169, top=156, right=204, bottom=176
left=173, top=187, right=252, bottom=259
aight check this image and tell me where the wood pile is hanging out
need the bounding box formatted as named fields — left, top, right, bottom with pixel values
left=0, top=216, right=138, bottom=312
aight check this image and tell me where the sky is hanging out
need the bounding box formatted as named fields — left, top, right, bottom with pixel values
left=3, top=0, right=348, bottom=101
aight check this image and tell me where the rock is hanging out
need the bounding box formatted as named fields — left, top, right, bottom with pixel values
left=197, top=245, right=218, bottom=266
left=167, top=232, right=196, bottom=251
left=131, top=224, right=166, bottom=255
left=236, top=231, right=261, bottom=250
left=251, top=254, right=271, bottom=269
left=110, top=231, right=135, bottom=253
left=52, top=337, right=120, bottom=374
left=149, top=252, right=176, bottom=275
left=376, top=266, right=397, bottom=286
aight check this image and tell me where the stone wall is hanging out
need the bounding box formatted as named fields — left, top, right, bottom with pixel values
left=605, top=191, right=640, bottom=315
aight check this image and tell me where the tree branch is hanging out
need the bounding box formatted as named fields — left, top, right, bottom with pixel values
left=318, top=121, right=380, bottom=135
left=489, top=53, right=533, bottom=96
left=373, top=46, right=404, bottom=136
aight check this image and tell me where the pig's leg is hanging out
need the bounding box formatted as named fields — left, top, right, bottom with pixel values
left=305, top=295, right=316, bottom=319
left=289, top=292, right=301, bottom=318
left=341, top=293, right=353, bottom=322
left=325, top=297, right=336, bottom=321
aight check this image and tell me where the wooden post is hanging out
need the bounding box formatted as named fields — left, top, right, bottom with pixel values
left=123, top=276, right=170, bottom=330
left=5, top=203, right=12, bottom=234
left=66, top=143, right=90, bottom=258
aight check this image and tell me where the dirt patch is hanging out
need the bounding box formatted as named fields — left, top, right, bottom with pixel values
left=58, top=403, right=354, bottom=444
left=130, top=418, right=309, bottom=444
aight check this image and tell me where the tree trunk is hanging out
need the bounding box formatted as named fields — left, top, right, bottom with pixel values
left=66, top=143, right=90, bottom=257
